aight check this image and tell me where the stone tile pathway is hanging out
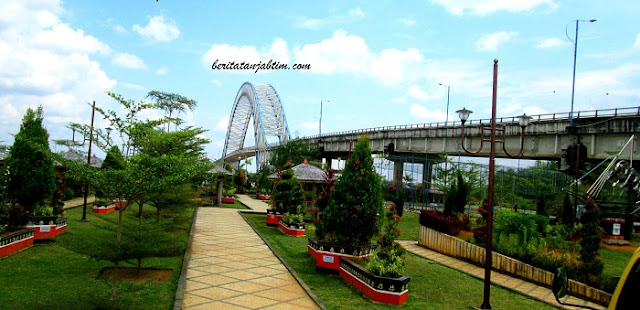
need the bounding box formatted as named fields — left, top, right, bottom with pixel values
left=176, top=207, right=319, bottom=309
left=62, top=195, right=95, bottom=210
left=398, top=240, right=606, bottom=310
left=236, top=194, right=270, bottom=212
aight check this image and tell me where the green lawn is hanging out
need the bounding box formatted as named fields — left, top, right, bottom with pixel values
left=242, top=213, right=557, bottom=310
left=398, top=211, right=420, bottom=241
left=600, top=247, right=634, bottom=280
left=0, top=204, right=194, bottom=309
left=200, top=198, right=248, bottom=209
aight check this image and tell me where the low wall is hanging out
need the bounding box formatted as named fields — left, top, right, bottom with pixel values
left=417, top=225, right=611, bottom=306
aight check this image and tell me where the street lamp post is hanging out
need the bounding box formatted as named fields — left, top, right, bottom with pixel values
left=439, top=83, right=451, bottom=186
left=456, top=59, right=531, bottom=310
left=319, top=99, right=330, bottom=136
left=568, top=19, right=597, bottom=128
left=72, top=101, right=111, bottom=221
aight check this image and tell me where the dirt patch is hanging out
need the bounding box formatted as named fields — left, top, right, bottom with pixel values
left=98, top=268, right=173, bottom=282
left=458, top=230, right=474, bottom=239
left=601, top=242, right=638, bottom=253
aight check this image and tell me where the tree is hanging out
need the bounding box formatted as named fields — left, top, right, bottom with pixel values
left=366, top=204, right=406, bottom=278
left=6, top=107, right=56, bottom=214
left=102, top=146, right=126, bottom=171
left=270, top=138, right=320, bottom=169
left=320, top=134, right=384, bottom=247
left=577, top=197, right=604, bottom=286
left=443, top=171, right=471, bottom=217
left=146, top=90, right=197, bottom=132
left=271, top=161, right=303, bottom=214
left=561, top=193, right=575, bottom=225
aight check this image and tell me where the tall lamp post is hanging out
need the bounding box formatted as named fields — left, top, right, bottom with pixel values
left=319, top=99, right=330, bottom=136
left=456, top=59, right=531, bottom=310
left=72, top=101, right=111, bottom=221
left=568, top=19, right=597, bottom=128
left=439, top=83, right=451, bottom=186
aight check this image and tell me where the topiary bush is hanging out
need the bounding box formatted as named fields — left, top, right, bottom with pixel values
left=320, top=134, right=384, bottom=247
left=271, top=161, right=303, bottom=214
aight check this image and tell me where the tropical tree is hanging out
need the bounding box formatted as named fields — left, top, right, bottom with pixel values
left=270, top=138, right=320, bottom=169
left=6, top=107, right=56, bottom=215
left=320, top=134, right=384, bottom=247
left=146, top=90, right=197, bottom=132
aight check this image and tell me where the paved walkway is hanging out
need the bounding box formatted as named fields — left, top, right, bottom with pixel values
left=176, top=207, right=319, bottom=309
left=62, top=195, right=95, bottom=210
left=398, top=240, right=606, bottom=310
left=236, top=194, right=270, bottom=212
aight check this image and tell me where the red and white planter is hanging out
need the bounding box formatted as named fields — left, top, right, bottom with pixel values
left=266, top=209, right=283, bottom=227
left=221, top=196, right=235, bottom=204
left=257, top=193, right=271, bottom=201
left=308, top=239, right=375, bottom=271
left=92, top=202, right=116, bottom=214
left=114, top=200, right=127, bottom=209
left=25, top=217, right=67, bottom=240
left=339, top=258, right=410, bottom=305
left=277, top=218, right=305, bottom=237
left=0, top=228, right=35, bottom=258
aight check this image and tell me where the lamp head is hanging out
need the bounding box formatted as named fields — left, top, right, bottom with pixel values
left=518, top=114, right=533, bottom=128
left=456, top=107, right=472, bottom=123
left=588, top=19, right=597, bottom=22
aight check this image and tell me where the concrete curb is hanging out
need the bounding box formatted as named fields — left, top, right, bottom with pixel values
left=239, top=210, right=328, bottom=310
left=172, top=207, right=199, bottom=310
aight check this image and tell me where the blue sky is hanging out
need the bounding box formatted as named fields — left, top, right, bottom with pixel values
left=1, top=0, right=639, bottom=164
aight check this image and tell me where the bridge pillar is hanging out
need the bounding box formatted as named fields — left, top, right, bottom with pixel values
left=423, top=162, right=434, bottom=204
left=393, top=160, right=404, bottom=188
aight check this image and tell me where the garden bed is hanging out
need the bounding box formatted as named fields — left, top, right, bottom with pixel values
left=25, top=216, right=67, bottom=240
left=266, top=209, right=283, bottom=227
left=277, top=218, right=305, bottom=237
left=308, top=238, right=375, bottom=271
left=92, top=202, right=116, bottom=214
left=340, top=257, right=410, bottom=305
left=0, top=228, right=35, bottom=258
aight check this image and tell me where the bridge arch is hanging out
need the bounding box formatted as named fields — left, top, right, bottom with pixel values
left=222, top=82, right=291, bottom=167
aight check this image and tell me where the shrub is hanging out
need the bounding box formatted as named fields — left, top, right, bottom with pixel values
left=271, top=161, right=303, bottom=214
left=284, top=206, right=304, bottom=224
left=366, top=204, right=406, bottom=278
left=576, top=197, right=604, bottom=286
left=443, top=172, right=471, bottom=217
left=321, top=134, right=384, bottom=247
left=63, top=187, right=75, bottom=200
left=419, top=210, right=464, bottom=235
left=494, top=210, right=541, bottom=247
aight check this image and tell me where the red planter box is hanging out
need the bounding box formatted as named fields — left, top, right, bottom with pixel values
left=307, top=239, right=375, bottom=271
left=277, top=219, right=305, bottom=237
left=25, top=217, right=67, bottom=240
left=221, top=197, right=235, bottom=204
left=114, top=200, right=127, bottom=209
left=257, top=194, right=271, bottom=201
left=92, top=203, right=116, bottom=214
left=0, top=228, right=35, bottom=258
left=339, top=258, right=410, bottom=305
left=266, top=209, right=283, bottom=227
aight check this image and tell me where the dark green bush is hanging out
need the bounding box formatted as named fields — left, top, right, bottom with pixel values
left=63, top=187, right=75, bottom=201
left=419, top=210, right=464, bottom=235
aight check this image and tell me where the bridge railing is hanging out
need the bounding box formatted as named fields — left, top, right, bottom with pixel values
left=304, top=106, right=640, bottom=139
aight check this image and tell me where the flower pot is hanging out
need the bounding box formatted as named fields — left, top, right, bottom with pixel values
left=307, top=238, right=376, bottom=271
left=25, top=216, right=67, bottom=240
left=339, top=258, right=410, bottom=305
left=0, top=228, right=35, bottom=258
left=266, top=209, right=283, bottom=227
left=92, top=201, right=116, bottom=214
left=221, top=197, right=235, bottom=204
left=277, top=218, right=305, bottom=237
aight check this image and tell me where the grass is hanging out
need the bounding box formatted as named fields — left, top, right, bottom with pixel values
left=242, top=213, right=557, bottom=310
left=0, top=204, right=194, bottom=309
left=397, top=211, right=420, bottom=241
left=600, top=247, right=634, bottom=280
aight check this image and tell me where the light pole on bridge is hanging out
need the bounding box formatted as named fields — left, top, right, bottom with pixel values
left=439, top=83, right=451, bottom=186
left=319, top=99, right=330, bottom=136
left=568, top=19, right=596, bottom=128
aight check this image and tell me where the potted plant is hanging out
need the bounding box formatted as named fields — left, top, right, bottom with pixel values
left=221, top=187, right=236, bottom=204
left=311, top=135, right=382, bottom=271
left=340, top=204, right=410, bottom=305
left=278, top=206, right=306, bottom=236
left=268, top=161, right=303, bottom=226
left=92, top=198, right=116, bottom=214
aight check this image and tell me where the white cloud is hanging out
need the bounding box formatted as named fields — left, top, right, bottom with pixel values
left=408, top=85, right=429, bottom=100
left=0, top=0, right=116, bottom=144
left=111, top=53, right=147, bottom=69
left=349, top=7, right=365, bottom=18
left=215, top=115, right=229, bottom=132
left=634, top=33, right=640, bottom=48
left=155, top=66, right=168, bottom=75
left=535, top=37, right=569, bottom=49
left=202, top=38, right=290, bottom=70
left=132, top=15, right=180, bottom=42
left=430, top=0, right=558, bottom=16
left=409, top=104, right=449, bottom=122
left=113, top=24, right=128, bottom=34
left=300, top=121, right=319, bottom=130
left=476, top=31, right=518, bottom=52
left=397, top=19, right=417, bottom=26
left=119, top=82, right=146, bottom=91
left=211, top=79, right=222, bottom=87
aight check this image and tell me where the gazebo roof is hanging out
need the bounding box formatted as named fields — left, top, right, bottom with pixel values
left=207, top=165, right=232, bottom=176
left=268, top=160, right=333, bottom=183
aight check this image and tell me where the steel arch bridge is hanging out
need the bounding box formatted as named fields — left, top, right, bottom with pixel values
left=222, top=82, right=291, bottom=168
